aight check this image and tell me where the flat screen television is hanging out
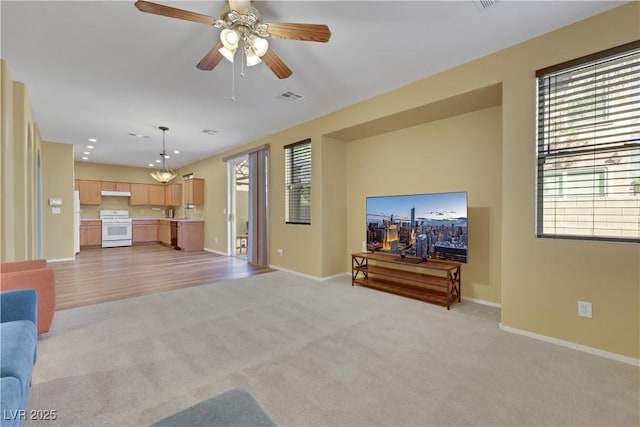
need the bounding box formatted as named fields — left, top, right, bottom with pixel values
left=366, top=191, right=468, bottom=263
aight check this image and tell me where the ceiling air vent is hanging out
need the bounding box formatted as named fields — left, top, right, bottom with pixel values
left=278, top=91, right=304, bottom=103
left=128, top=133, right=150, bottom=139
left=473, top=0, right=499, bottom=12
left=201, top=129, right=218, bottom=135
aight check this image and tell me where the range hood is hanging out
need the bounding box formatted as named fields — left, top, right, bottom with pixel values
left=101, top=190, right=131, bottom=197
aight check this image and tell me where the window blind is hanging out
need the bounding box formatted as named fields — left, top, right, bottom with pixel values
left=536, top=42, right=640, bottom=242
left=284, top=139, right=311, bottom=225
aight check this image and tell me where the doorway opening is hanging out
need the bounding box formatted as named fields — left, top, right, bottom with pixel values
left=225, top=146, right=269, bottom=266
left=228, top=156, right=249, bottom=258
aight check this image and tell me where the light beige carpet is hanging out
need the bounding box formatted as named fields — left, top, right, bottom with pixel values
left=27, top=271, right=639, bottom=426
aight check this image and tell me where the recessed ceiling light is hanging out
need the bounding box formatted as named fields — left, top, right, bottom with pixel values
left=148, top=163, right=154, bottom=167
left=87, top=145, right=94, bottom=149
left=81, top=156, right=89, bottom=160
left=173, top=150, right=180, bottom=154
left=83, top=151, right=90, bottom=155
left=88, top=138, right=97, bottom=143
left=156, top=159, right=161, bottom=163
left=164, top=155, right=170, bottom=159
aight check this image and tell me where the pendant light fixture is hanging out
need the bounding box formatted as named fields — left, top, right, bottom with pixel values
left=150, top=126, right=177, bottom=183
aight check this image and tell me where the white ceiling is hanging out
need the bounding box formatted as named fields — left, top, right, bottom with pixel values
left=1, top=1, right=627, bottom=169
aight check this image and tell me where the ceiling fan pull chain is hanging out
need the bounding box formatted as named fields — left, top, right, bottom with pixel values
left=240, top=42, right=246, bottom=78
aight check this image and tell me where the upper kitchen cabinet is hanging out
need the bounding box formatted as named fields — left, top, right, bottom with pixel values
left=184, top=178, right=205, bottom=205
left=148, top=184, right=165, bottom=206
left=101, top=181, right=131, bottom=192
left=165, top=184, right=182, bottom=207
left=129, top=183, right=149, bottom=205
left=77, top=180, right=101, bottom=205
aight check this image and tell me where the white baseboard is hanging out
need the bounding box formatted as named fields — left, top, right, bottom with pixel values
left=499, top=324, right=640, bottom=367
left=462, top=297, right=502, bottom=309
left=47, top=257, right=75, bottom=263
left=320, top=272, right=351, bottom=282
left=268, top=264, right=324, bottom=281
left=268, top=266, right=351, bottom=282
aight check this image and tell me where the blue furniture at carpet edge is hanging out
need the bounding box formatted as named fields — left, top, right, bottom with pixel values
left=0, top=289, right=38, bottom=427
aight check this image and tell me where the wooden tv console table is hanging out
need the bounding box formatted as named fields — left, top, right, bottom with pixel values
left=351, top=252, right=461, bottom=309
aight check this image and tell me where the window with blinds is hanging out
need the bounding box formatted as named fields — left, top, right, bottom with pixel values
left=536, top=41, right=640, bottom=243
left=284, top=139, right=311, bottom=225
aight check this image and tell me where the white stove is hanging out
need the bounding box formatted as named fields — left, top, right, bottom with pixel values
left=100, top=210, right=132, bottom=248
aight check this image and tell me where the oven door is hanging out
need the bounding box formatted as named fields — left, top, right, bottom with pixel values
left=102, top=222, right=132, bottom=247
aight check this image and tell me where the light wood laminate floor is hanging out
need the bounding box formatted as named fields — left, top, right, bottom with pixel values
left=50, top=245, right=273, bottom=310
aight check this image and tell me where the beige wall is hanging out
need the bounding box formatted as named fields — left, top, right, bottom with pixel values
left=40, top=141, right=74, bottom=260
left=1, top=61, right=41, bottom=262
left=179, top=3, right=638, bottom=358
left=1, top=4, right=637, bottom=359
left=346, top=107, right=503, bottom=303
left=174, top=155, right=226, bottom=251
left=320, top=136, right=347, bottom=278
left=1, top=61, right=17, bottom=261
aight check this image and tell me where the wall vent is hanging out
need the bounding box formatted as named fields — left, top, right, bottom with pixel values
left=278, top=91, right=304, bottom=102
left=473, top=0, right=499, bottom=12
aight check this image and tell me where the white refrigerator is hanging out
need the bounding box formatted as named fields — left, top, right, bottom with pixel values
left=73, top=190, right=80, bottom=254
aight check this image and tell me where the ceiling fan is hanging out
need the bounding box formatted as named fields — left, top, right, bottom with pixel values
left=134, top=0, right=331, bottom=79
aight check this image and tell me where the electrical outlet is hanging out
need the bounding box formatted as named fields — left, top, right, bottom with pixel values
left=578, top=301, right=592, bottom=318
left=277, top=248, right=284, bottom=256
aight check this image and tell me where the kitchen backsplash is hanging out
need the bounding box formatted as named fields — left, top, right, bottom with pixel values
left=80, top=197, right=201, bottom=219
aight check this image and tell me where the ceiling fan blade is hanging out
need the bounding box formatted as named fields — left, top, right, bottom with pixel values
left=228, top=0, right=251, bottom=14
left=197, top=42, right=224, bottom=71
left=265, top=23, right=331, bottom=42
left=135, top=0, right=216, bottom=26
left=262, top=48, right=293, bottom=79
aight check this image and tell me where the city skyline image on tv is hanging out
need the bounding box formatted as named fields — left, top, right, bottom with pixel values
left=366, top=191, right=468, bottom=263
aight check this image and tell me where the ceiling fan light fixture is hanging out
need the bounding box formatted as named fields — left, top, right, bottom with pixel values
left=245, top=46, right=262, bottom=66
left=219, top=45, right=237, bottom=63
left=219, top=28, right=240, bottom=63
left=251, top=36, right=269, bottom=57
left=150, top=126, right=177, bottom=184
left=220, top=28, right=239, bottom=49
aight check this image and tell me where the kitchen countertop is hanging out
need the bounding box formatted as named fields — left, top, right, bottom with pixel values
left=133, top=218, right=204, bottom=222
left=81, top=218, right=204, bottom=222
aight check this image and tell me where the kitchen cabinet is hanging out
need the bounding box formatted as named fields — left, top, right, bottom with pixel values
left=77, top=180, right=101, bottom=205
left=184, top=178, right=205, bottom=205
left=132, top=220, right=158, bottom=244
left=148, top=184, right=165, bottom=206
left=158, top=220, right=171, bottom=245
left=129, top=183, right=149, bottom=205
left=80, top=220, right=101, bottom=247
left=176, top=220, right=204, bottom=251
left=164, top=184, right=182, bottom=207
left=101, top=181, right=131, bottom=192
